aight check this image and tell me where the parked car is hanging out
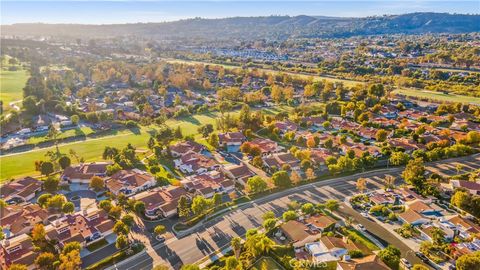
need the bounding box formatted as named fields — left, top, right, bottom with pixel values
left=358, top=224, right=366, bottom=231
left=415, top=252, right=429, bottom=263
left=361, top=212, right=369, bottom=218
left=400, top=258, right=412, bottom=269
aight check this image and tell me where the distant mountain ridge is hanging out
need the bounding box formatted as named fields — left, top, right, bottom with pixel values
left=1, top=13, right=479, bottom=41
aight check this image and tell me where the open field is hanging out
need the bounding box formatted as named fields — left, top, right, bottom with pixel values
left=0, top=57, right=29, bottom=111
left=166, top=58, right=364, bottom=87
left=0, top=110, right=243, bottom=181
left=393, top=88, right=480, bottom=105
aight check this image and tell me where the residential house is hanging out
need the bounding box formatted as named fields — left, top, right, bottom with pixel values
left=174, top=151, right=219, bottom=175
left=222, top=163, right=255, bottom=185
left=218, top=132, right=246, bottom=152
left=304, top=215, right=337, bottom=232
left=45, top=208, right=115, bottom=249
left=169, top=140, right=205, bottom=158
left=182, top=170, right=235, bottom=198
left=105, top=169, right=156, bottom=196
left=61, top=162, right=111, bottom=183
left=449, top=180, right=480, bottom=196
left=249, top=138, right=283, bottom=156
left=132, top=186, right=188, bottom=219
left=279, top=220, right=312, bottom=243
left=305, top=236, right=372, bottom=263
left=263, top=152, right=300, bottom=172
left=274, top=120, right=299, bottom=135
left=0, top=177, right=42, bottom=203
left=447, top=215, right=480, bottom=239
left=0, top=234, right=37, bottom=270
left=1, top=204, right=52, bottom=239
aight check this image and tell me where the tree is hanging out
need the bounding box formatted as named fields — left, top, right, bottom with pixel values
left=47, top=125, right=60, bottom=152
left=35, top=252, right=56, bottom=270
left=378, top=245, right=401, bottom=270
left=113, top=221, right=130, bottom=235
left=43, top=176, right=60, bottom=193
left=262, top=211, right=275, bottom=221
left=58, top=156, right=71, bottom=170
left=376, top=129, right=388, bottom=142
left=8, top=264, right=28, bottom=270
left=62, top=202, right=75, bottom=213
left=191, top=196, right=211, bottom=216
left=70, top=115, right=80, bottom=125
left=121, top=214, right=135, bottom=227
left=40, top=161, right=54, bottom=176
left=290, top=171, right=302, bottom=185
left=225, top=256, right=240, bottom=270
left=402, top=158, right=426, bottom=190
left=282, top=210, right=298, bottom=221
left=99, top=200, right=113, bottom=212
left=208, top=133, right=219, bottom=148
left=37, top=193, right=52, bottom=208
left=89, top=176, right=104, bottom=191
left=356, top=178, right=367, bottom=194
left=263, top=218, right=277, bottom=232
left=384, top=175, right=396, bottom=189
left=133, top=201, right=145, bottom=214
left=301, top=203, right=315, bottom=215
left=212, top=193, right=222, bottom=207
left=389, top=151, right=410, bottom=166
left=325, top=199, right=339, bottom=213
left=62, top=241, right=81, bottom=255
left=246, top=176, right=267, bottom=194
left=305, top=168, right=316, bottom=181
left=231, top=237, right=242, bottom=259
left=456, top=251, right=480, bottom=270
left=272, top=170, right=291, bottom=188
left=115, top=234, right=129, bottom=250
left=178, top=195, right=190, bottom=218
left=154, top=225, right=166, bottom=236
left=456, top=164, right=464, bottom=174
left=32, top=223, right=46, bottom=243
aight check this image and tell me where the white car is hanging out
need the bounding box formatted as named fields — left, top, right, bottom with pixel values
left=361, top=212, right=369, bottom=218
left=358, top=224, right=366, bottom=231
left=400, top=258, right=412, bottom=269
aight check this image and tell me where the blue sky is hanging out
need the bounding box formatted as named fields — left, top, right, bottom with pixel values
left=2, top=1, right=479, bottom=25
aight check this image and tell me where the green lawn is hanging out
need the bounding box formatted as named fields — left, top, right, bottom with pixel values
left=27, top=126, right=96, bottom=144
left=0, top=111, right=232, bottom=181
left=393, top=88, right=480, bottom=105
left=0, top=67, right=29, bottom=111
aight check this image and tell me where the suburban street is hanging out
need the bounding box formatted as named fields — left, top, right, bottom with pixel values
left=106, top=153, right=480, bottom=270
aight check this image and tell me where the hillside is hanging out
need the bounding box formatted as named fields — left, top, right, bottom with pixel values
left=1, top=12, right=479, bottom=41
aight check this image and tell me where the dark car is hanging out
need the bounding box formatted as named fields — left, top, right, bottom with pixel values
left=415, top=252, right=429, bottom=263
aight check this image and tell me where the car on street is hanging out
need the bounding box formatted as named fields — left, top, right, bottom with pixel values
left=361, top=212, right=369, bottom=218
left=358, top=224, right=366, bottom=231
left=415, top=252, right=429, bottom=263
left=400, top=258, right=412, bottom=269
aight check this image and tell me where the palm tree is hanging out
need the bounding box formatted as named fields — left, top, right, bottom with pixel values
left=356, top=178, right=367, bottom=193
left=231, top=237, right=242, bottom=259
left=384, top=175, right=396, bottom=190
left=257, top=235, right=274, bottom=255
left=455, top=164, right=464, bottom=174
left=345, top=216, right=354, bottom=227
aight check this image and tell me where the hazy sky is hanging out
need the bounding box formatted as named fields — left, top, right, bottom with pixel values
left=2, top=1, right=479, bottom=25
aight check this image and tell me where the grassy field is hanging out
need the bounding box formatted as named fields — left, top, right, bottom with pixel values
left=0, top=111, right=237, bottom=181
left=166, top=58, right=364, bottom=87
left=0, top=57, right=29, bottom=111
left=27, top=126, right=96, bottom=144
left=393, top=88, right=480, bottom=105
